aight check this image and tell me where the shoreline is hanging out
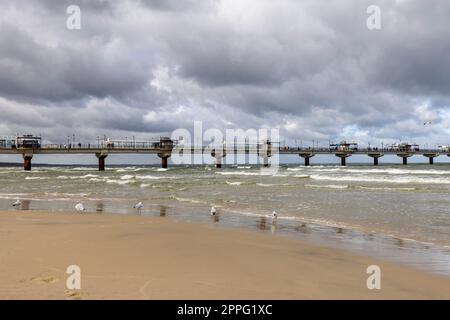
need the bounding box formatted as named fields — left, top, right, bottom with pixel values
left=1, top=210, right=450, bottom=299
left=3, top=196, right=450, bottom=278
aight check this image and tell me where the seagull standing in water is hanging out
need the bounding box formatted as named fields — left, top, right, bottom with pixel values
left=75, top=203, right=86, bottom=212
left=133, top=201, right=144, bottom=214
left=210, top=206, right=217, bottom=216
left=12, top=200, right=21, bottom=207
left=271, top=211, right=278, bottom=220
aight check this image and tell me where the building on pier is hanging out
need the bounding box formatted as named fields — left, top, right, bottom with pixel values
left=0, top=136, right=16, bottom=149
left=16, top=135, right=42, bottom=149
left=388, top=143, right=419, bottom=152
left=329, top=141, right=358, bottom=151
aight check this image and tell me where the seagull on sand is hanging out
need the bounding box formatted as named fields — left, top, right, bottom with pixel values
left=75, top=203, right=86, bottom=212
left=210, top=206, right=217, bottom=216
left=133, top=201, right=144, bottom=213
left=12, top=200, right=21, bottom=207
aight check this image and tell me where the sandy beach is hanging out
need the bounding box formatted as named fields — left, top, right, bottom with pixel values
left=1, top=210, right=450, bottom=300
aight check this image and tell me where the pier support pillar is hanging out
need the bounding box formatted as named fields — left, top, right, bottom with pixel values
left=161, top=156, right=168, bottom=168
left=335, top=153, right=350, bottom=166
left=299, top=153, right=315, bottom=166
left=157, top=152, right=171, bottom=169
left=95, top=150, right=109, bottom=171
left=98, top=156, right=106, bottom=171
left=215, top=157, right=222, bottom=169
left=23, top=153, right=33, bottom=171
left=263, top=157, right=269, bottom=167
left=368, top=153, right=383, bottom=166
left=424, top=154, right=437, bottom=165
left=211, top=148, right=226, bottom=169
left=397, top=154, right=412, bottom=166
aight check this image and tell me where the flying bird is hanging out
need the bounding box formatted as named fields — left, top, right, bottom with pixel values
left=12, top=200, right=21, bottom=207
left=424, top=121, right=433, bottom=125
left=210, top=206, right=217, bottom=216
left=133, top=201, right=144, bottom=213
left=75, top=203, right=86, bottom=212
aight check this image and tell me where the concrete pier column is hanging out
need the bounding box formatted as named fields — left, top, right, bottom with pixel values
left=368, top=153, right=383, bottom=166
left=161, top=156, right=168, bottom=168
left=424, top=154, right=437, bottom=165
left=98, top=156, right=106, bottom=171
left=211, top=148, right=226, bottom=169
left=335, top=153, right=350, bottom=166
left=263, top=157, right=269, bottom=167
left=215, top=156, right=222, bottom=169
left=373, top=157, right=379, bottom=166
left=157, top=152, right=171, bottom=169
left=95, top=150, right=109, bottom=171
left=23, top=153, right=33, bottom=171
left=299, top=153, right=315, bottom=166
left=397, top=154, right=412, bottom=166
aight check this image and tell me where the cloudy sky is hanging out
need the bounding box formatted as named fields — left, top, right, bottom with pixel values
left=1, top=0, right=450, bottom=148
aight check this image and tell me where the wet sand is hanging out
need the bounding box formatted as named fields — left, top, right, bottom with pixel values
left=1, top=210, right=450, bottom=299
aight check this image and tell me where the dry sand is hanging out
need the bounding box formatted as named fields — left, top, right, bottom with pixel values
left=1, top=210, right=450, bottom=300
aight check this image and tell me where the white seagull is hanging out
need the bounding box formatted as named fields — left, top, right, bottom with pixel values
left=271, top=211, right=278, bottom=220
left=133, top=201, right=144, bottom=213
left=75, top=203, right=86, bottom=212
left=12, top=200, right=21, bottom=207
left=210, top=206, right=217, bottom=216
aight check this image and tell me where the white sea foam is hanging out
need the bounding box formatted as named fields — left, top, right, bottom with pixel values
left=293, top=174, right=310, bottom=178
left=173, top=196, right=206, bottom=204
left=120, top=174, right=135, bottom=180
left=135, top=175, right=164, bottom=180
left=287, top=168, right=305, bottom=172
left=25, top=176, right=49, bottom=180
left=106, top=179, right=135, bottom=185
left=225, top=181, right=243, bottom=186
left=358, top=186, right=417, bottom=191
left=216, top=171, right=260, bottom=176
left=302, top=167, right=450, bottom=175
left=256, top=183, right=276, bottom=187
left=310, top=174, right=450, bottom=184
left=305, top=184, right=349, bottom=189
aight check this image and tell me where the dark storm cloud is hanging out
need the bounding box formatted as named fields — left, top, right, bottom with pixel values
left=0, top=0, right=449, bottom=146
